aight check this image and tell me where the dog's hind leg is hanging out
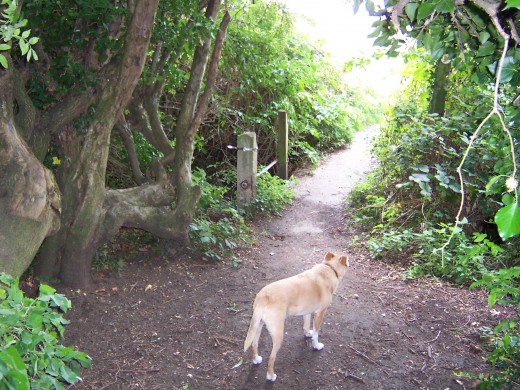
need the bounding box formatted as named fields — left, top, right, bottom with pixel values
left=264, top=313, right=285, bottom=381
left=311, top=308, right=328, bottom=350
left=251, top=320, right=264, bottom=364
left=303, top=314, right=313, bottom=337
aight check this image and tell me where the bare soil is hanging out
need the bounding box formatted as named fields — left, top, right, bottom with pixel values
left=65, top=126, right=507, bottom=389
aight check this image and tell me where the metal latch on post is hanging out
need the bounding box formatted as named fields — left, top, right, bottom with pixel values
left=227, top=145, right=258, bottom=151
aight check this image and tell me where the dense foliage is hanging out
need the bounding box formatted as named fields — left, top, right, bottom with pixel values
left=104, top=0, right=381, bottom=262
left=0, top=274, right=90, bottom=389
left=350, top=0, right=519, bottom=386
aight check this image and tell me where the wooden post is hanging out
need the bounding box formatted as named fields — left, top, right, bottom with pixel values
left=237, top=132, right=257, bottom=212
left=276, top=110, right=288, bottom=179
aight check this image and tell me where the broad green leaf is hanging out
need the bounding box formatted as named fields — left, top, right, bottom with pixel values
left=28, top=37, right=39, bottom=45
left=60, top=364, right=79, bottom=384
left=0, top=54, right=8, bottom=68
left=0, top=44, right=11, bottom=50
left=19, top=39, right=28, bottom=55
left=50, top=293, right=71, bottom=312
left=417, top=2, right=436, bottom=21
left=502, top=193, right=515, bottom=206
left=485, top=175, right=504, bottom=195
left=435, top=0, right=455, bottom=13
left=409, top=173, right=430, bottom=183
left=495, top=202, right=520, bottom=240
left=21, top=29, right=30, bottom=39
left=504, top=0, right=520, bottom=9
left=477, top=41, right=495, bottom=57
left=0, top=347, right=29, bottom=385
left=488, top=56, right=517, bottom=83
left=405, top=2, right=419, bottom=21
left=27, top=308, right=45, bottom=330
left=39, top=284, right=56, bottom=296
left=414, top=164, right=430, bottom=173
left=479, top=31, right=490, bottom=44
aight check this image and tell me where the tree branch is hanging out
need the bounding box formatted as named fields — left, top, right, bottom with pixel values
left=390, top=0, right=410, bottom=32
left=116, top=116, right=146, bottom=184
left=189, top=10, right=231, bottom=137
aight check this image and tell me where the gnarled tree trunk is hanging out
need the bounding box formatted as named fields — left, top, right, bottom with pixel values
left=0, top=56, right=61, bottom=277
left=34, top=0, right=159, bottom=289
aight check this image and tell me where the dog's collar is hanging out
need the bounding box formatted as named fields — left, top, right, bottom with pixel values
left=324, top=263, right=339, bottom=279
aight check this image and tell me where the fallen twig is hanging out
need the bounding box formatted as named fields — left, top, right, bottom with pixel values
left=425, top=330, right=441, bottom=344
left=401, top=330, right=414, bottom=340
left=345, top=373, right=365, bottom=383
left=348, top=345, right=378, bottom=365
left=213, top=335, right=240, bottom=345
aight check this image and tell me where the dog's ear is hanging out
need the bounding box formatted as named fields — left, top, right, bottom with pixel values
left=325, top=251, right=335, bottom=261
left=340, top=255, right=349, bottom=267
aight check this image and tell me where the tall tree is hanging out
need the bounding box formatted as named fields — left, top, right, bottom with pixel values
left=0, top=0, right=231, bottom=289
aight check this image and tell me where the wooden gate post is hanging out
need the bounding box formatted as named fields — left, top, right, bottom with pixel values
left=276, top=110, right=288, bottom=179
left=237, top=132, right=258, bottom=212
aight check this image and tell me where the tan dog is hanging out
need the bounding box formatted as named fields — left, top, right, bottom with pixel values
left=243, top=251, right=349, bottom=381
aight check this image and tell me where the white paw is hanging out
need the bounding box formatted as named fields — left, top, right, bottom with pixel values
left=313, top=341, right=324, bottom=350
left=304, top=329, right=314, bottom=338
left=266, top=373, right=277, bottom=381
left=252, top=355, right=262, bottom=365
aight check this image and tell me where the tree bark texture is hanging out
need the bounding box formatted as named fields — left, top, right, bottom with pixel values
left=0, top=59, right=61, bottom=277
left=429, top=59, right=451, bottom=117
left=2, top=0, right=229, bottom=289
left=35, top=0, right=159, bottom=288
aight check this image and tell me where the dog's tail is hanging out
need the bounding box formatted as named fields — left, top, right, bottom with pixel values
left=243, top=303, right=263, bottom=352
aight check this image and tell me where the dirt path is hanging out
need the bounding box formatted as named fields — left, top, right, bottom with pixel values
left=66, top=126, right=501, bottom=389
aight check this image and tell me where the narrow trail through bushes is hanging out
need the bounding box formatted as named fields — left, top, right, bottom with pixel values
left=67, top=126, right=504, bottom=389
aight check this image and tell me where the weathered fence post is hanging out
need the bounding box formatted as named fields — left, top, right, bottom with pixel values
left=237, top=132, right=258, bottom=212
left=276, top=110, right=288, bottom=179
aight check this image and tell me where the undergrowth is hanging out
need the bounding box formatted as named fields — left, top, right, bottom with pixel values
left=348, top=50, right=520, bottom=389
left=0, top=274, right=91, bottom=389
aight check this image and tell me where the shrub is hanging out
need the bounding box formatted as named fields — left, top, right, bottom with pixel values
left=247, top=171, right=296, bottom=217
left=0, top=274, right=91, bottom=389
left=189, top=169, right=251, bottom=263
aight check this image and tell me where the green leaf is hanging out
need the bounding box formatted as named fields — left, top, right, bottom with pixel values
left=488, top=56, right=517, bottom=83
left=495, top=202, right=520, bottom=240
left=504, top=0, right=520, bottom=9
left=417, top=2, right=436, bottom=21
left=502, top=193, right=515, bottom=206
left=0, top=43, right=11, bottom=51
left=485, top=175, right=504, bottom=196
left=39, top=284, right=56, bottom=296
left=409, top=173, right=430, bottom=183
left=21, top=29, right=30, bottom=39
left=435, top=0, right=455, bottom=13
left=477, top=41, right=495, bottom=57
left=405, top=2, right=419, bottom=21
left=479, top=31, right=490, bottom=44
left=19, top=39, right=28, bottom=55
left=60, top=364, right=80, bottom=384
left=0, top=53, right=8, bottom=68
left=0, top=346, right=29, bottom=390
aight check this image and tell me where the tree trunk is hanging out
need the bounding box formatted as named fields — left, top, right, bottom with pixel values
left=34, top=0, right=158, bottom=289
left=0, top=56, right=61, bottom=278
left=170, top=2, right=229, bottom=242
left=429, top=59, right=451, bottom=116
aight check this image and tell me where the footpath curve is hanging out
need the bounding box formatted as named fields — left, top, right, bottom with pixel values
left=67, top=125, right=498, bottom=389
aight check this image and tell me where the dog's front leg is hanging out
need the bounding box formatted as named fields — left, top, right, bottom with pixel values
left=303, top=314, right=314, bottom=337
left=311, top=309, right=327, bottom=350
